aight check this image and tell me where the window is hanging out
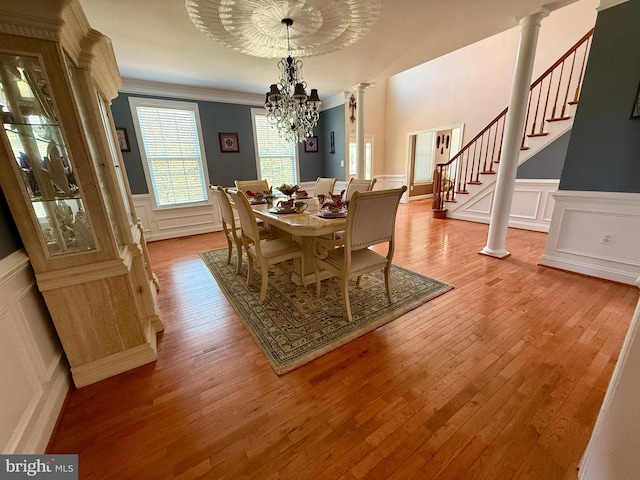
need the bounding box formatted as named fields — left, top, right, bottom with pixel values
left=413, top=132, right=435, bottom=182
left=251, top=110, right=298, bottom=186
left=348, top=136, right=373, bottom=178
left=129, top=98, right=209, bottom=208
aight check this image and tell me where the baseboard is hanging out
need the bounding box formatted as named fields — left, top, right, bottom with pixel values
left=71, top=338, right=157, bottom=388
left=539, top=254, right=638, bottom=285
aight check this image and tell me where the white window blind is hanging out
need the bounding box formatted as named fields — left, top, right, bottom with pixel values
left=132, top=101, right=207, bottom=207
left=253, top=113, right=297, bottom=186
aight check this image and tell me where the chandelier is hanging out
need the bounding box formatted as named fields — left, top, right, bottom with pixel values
left=264, top=18, right=321, bottom=144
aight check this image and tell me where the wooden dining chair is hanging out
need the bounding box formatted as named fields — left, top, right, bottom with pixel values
left=211, top=185, right=270, bottom=275
left=345, top=178, right=377, bottom=200
left=229, top=189, right=305, bottom=302
left=234, top=179, right=270, bottom=195
left=313, top=186, right=407, bottom=321
left=313, top=177, right=337, bottom=197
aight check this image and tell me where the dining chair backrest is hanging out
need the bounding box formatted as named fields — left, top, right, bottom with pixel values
left=313, top=177, right=337, bottom=197
left=345, top=186, right=406, bottom=253
left=235, top=179, right=270, bottom=195
left=345, top=178, right=377, bottom=200
left=228, top=189, right=261, bottom=247
left=212, top=185, right=235, bottom=229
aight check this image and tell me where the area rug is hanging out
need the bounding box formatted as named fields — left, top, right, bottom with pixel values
left=200, top=248, right=453, bottom=374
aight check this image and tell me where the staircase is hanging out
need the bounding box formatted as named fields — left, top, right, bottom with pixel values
left=432, top=29, right=593, bottom=230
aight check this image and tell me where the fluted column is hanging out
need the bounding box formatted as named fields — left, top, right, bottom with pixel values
left=480, top=10, right=549, bottom=258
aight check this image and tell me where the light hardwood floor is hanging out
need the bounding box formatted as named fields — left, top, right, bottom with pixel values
left=47, top=201, right=638, bottom=479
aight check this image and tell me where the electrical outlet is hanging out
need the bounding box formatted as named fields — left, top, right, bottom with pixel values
left=600, top=233, right=614, bottom=245
left=340, top=160, right=344, bottom=167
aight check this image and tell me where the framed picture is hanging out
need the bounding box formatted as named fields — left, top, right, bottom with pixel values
left=330, top=131, right=335, bottom=154
left=219, top=132, right=239, bottom=152
left=631, top=82, right=640, bottom=119
left=304, top=136, right=318, bottom=153
left=116, top=128, right=130, bottom=152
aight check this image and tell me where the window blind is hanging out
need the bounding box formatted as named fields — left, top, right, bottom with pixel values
left=135, top=105, right=207, bottom=207
left=253, top=114, right=297, bottom=186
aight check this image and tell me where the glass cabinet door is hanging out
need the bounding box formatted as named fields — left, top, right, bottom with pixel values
left=0, top=53, right=97, bottom=256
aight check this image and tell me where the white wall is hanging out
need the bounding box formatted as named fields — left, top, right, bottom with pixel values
left=0, top=250, right=70, bottom=453
left=579, top=278, right=640, bottom=479
left=380, top=0, right=599, bottom=176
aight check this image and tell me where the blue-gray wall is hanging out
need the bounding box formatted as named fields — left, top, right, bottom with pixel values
left=112, top=93, right=346, bottom=191
left=559, top=0, right=640, bottom=193
left=319, top=105, right=346, bottom=180
left=0, top=186, right=22, bottom=259
left=517, top=130, right=570, bottom=179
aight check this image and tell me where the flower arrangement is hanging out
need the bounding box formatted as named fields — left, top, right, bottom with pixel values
left=277, top=183, right=299, bottom=198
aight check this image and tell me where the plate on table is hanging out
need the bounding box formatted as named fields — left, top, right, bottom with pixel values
left=269, top=207, right=296, bottom=214
left=250, top=199, right=267, bottom=204
left=294, top=195, right=309, bottom=199
left=318, top=209, right=347, bottom=219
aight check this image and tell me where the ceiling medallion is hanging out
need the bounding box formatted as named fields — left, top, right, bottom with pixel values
left=185, top=0, right=383, bottom=58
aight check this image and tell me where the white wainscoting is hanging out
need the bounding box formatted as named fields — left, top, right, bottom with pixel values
left=448, top=179, right=559, bottom=232
left=133, top=194, right=223, bottom=240
left=540, top=191, right=640, bottom=285
left=0, top=250, right=70, bottom=453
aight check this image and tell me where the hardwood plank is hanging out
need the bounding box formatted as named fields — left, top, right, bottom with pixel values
left=46, top=200, right=638, bottom=479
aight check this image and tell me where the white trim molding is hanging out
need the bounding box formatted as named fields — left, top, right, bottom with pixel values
left=0, top=249, right=70, bottom=453
left=540, top=190, right=640, bottom=285
left=449, top=179, right=559, bottom=232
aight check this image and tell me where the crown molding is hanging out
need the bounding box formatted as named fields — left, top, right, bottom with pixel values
left=120, top=78, right=266, bottom=106
left=120, top=78, right=345, bottom=111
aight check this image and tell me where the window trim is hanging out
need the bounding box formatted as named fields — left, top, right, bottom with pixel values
left=250, top=108, right=300, bottom=186
left=348, top=134, right=374, bottom=179
left=129, top=97, right=211, bottom=210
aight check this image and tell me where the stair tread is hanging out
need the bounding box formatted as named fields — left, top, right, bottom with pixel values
left=547, top=116, right=571, bottom=122
left=527, top=132, right=549, bottom=138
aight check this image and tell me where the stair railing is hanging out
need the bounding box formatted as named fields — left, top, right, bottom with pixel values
left=433, top=29, right=593, bottom=214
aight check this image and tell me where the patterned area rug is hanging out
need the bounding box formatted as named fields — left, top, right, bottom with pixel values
left=200, top=248, right=453, bottom=374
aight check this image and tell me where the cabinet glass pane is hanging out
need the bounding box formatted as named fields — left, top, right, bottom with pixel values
left=0, top=53, right=96, bottom=255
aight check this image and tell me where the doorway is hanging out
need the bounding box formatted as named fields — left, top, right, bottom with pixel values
left=407, top=126, right=462, bottom=199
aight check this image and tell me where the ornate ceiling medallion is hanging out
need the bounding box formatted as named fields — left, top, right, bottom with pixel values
left=185, top=0, right=382, bottom=58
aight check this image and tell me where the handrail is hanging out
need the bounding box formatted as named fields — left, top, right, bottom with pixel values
left=433, top=29, right=593, bottom=213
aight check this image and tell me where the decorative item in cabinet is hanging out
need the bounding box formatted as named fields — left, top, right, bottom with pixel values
left=0, top=53, right=97, bottom=256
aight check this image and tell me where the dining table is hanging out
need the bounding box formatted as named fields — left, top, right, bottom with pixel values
left=249, top=198, right=347, bottom=286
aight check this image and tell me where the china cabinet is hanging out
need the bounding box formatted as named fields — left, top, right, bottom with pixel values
left=0, top=0, right=162, bottom=387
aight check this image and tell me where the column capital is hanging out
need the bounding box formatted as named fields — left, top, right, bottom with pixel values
left=517, top=8, right=549, bottom=26
left=353, top=83, right=373, bottom=92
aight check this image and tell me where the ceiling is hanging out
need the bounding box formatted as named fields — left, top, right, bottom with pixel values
left=78, top=0, right=578, bottom=101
